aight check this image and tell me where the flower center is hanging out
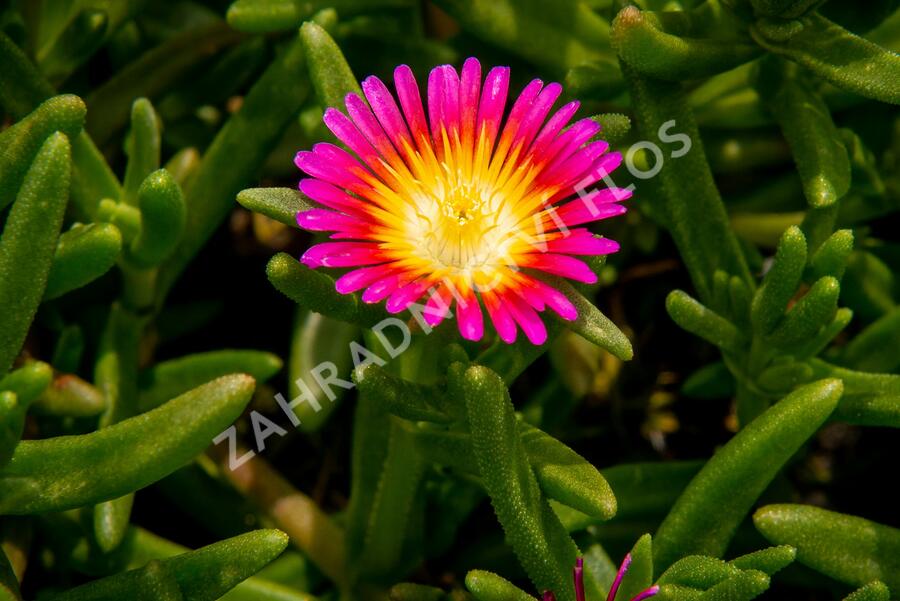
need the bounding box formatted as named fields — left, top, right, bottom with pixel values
left=406, top=175, right=514, bottom=275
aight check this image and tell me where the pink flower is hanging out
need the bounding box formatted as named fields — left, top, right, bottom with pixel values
left=295, top=58, right=629, bottom=345
left=543, top=555, right=659, bottom=601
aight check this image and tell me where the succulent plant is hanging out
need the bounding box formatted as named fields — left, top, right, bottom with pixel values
left=0, top=1, right=898, bottom=600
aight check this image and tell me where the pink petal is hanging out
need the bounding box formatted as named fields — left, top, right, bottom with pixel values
left=299, top=178, right=368, bottom=217
left=335, top=264, right=396, bottom=294
left=476, top=66, right=510, bottom=150
left=541, top=118, right=601, bottom=169
left=513, top=82, right=562, bottom=152
left=544, top=151, right=626, bottom=206
left=554, top=188, right=632, bottom=227
left=527, top=254, right=598, bottom=284
left=386, top=278, right=432, bottom=314
left=459, top=57, right=482, bottom=145
left=300, top=242, right=384, bottom=269
left=456, top=293, right=484, bottom=341
left=362, top=75, right=414, bottom=155
left=495, top=78, right=544, bottom=152
left=296, top=146, right=370, bottom=194
left=531, top=279, right=578, bottom=321
left=322, top=108, right=379, bottom=166
left=607, top=554, right=632, bottom=601
left=529, top=100, right=580, bottom=157
left=506, top=292, right=548, bottom=345
left=394, top=64, right=430, bottom=151
left=427, top=64, right=461, bottom=144
left=542, top=232, right=621, bottom=256
left=576, top=151, right=624, bottom=190
left=362, top=273, right=410, bottom=304
left=484, top=293, right=518, bottom=343
left=424, top=285, right=452, bottom=326
left=296, top=208, right=359, bottom=233
left=344, top=94, right=402, bottom=165
left=543, top=140, right=610, bottom=188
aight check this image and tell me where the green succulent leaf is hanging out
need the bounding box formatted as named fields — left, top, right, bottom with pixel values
left=549, top=277, right=633, bottom=360
left=44, top=223, right=123, bottom=300
left=354, top=364, right=452, bottom=423
left=653, top=379, right=843, bottom=572
left=0, top=363, right=53, bottom=462
left=0, top=374, right=255, bottom=514
left=612, top=7, right=762, bottom=81
left=0, top=132, right=71, bottom=374
left=129, top=169, right=187, bottom=268
left=615, top=534, right=654, bottom=601
left=519, top=422, right=617, bottom=522
left=122, top=98, right=162, bottom=206
left=267, top=253, right=384, bottom=326
left=388, top=583, right=448, bottom=601
left=0, top=94, right=84, bottom=211
left=756, top=57, right=851, bottom=208
left=808, top=229, right=854, bottom=282
left=300, top=21, right=362, bottom=109
left=354, top=416, right=425, bottom=580
left=226, top=0, right=407, bottom=33
left=227, top=0, right=314, bottom=33
left=589, top=113, right=632, bottom=147
left=237, top=188, right=314, bottom=228
left=750, top=13, right=900, bottom=105
left=138, top=350, right=281, bottom=413
left=843, top=581, right=891, bottom=601
left=658, top=555, right=740, bottom=590
left=622, top=65, right=752, bottom=302
left=465, top=569, right=536, bottom=601
left=33, top=374, right=105, bottom=417
left=666, top=290, right=747, bottom=353
left=432, top=0, right=613, bottom=75
left=750, top=226, right=807, bottom=335
left=457, top=364, right=577, bottom=598
left=728, top=546, right=796, bottom=575
left=754, top=504, right=900, bottom=592
left=693, top=570, right=769, bottom=601
left=45, top=530, right=289, bottom=601
left=766, top=276, right=840, bottom=347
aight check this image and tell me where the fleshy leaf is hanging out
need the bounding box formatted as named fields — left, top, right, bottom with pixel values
left=0, top=94, right=84, bottom=211
left=653, top=379, right=843, bottom=572
left=0, top=132, right=71, bottom=374
left=756, top=57, right=851, bottom=208
left=750, top=13, right=900, bottom=105
left=236, top=188, right=314, bottom=228
left=300, top=21, right=362, bottom=109
left=750, top=226, right=807, bottom=335
left=129, top=169, right=187, bottom=268
left=612, top=7, right=761, bottom=81
left=138, top=350, right=281, bottom=413
left=44, top=530, right=289, bottom=601
left=44, top=223, right=123, bottom=300
left=754, top=504, right=900, bottom=592
left=0, top=375, right=255, bottom=514
left=457, top=364, right=577, bottom=597
left=465, top=570, right=536, bottom=601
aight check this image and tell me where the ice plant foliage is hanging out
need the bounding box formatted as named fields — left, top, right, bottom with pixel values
left=543, top=556, right=660, bottom=601
left=294, top=57, right=630, bottom=345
